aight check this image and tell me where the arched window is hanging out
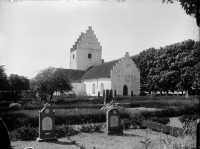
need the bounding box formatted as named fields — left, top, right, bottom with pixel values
left=92, top=83, right=95, bottom=94
left=100, top=83, right=104, bottom=94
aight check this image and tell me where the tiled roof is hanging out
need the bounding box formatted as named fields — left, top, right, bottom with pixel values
left=60, top=69, right=86, bottom=83
left=83, top=59, right=120, bottom=80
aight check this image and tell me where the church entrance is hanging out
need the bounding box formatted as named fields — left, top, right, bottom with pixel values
left=123, top=85, right=128, bottom=96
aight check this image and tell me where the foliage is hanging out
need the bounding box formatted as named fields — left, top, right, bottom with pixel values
left=9, top=103, right=22, bottom=111
left=159, top=120, right=197, bottom=149
left=14, top=125, right=38, bottom=140
left=0, top=65, right=9, bottom=91
left=162, top=0, right=198, bottom=18
left=150, top=117, right=170, bottom=124
left=33, top=67, right=72, bottom=101
left=55, top=125, right=78, bottom=138
left=77, top=123, right=102, bottom=133
left=8, top=74, right=30, bottom=96
left=179, top=114, right=199, bottom=129
left=142, top=120, right=184, bottom=137
left=132, top=40, right=200, bottom=94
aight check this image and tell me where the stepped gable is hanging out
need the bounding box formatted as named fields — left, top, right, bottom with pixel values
left=83, top=59, right=120, bottom=80
left=70, top=26, right=101, bottom=53
left=60, top=69, right=86, bottom=83
left=70, top=33, right=85, bottom=53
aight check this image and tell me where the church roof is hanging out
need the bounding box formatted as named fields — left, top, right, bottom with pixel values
left=60, top=69, right=86, bottom=83
left=82, top=59, right=120, bottom=80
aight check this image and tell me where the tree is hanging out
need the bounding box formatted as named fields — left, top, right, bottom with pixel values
left=8, top=74, right=30, bottom=96
left=0, top=66, right=9, bottom=91
left=34, top=67, right=72, bottom=102
left=162, top=0, right=200, bottom=26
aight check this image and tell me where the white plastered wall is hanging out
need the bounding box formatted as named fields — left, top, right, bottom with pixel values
left=83, top=78, right=111, bottom=96
left=71, top=83, right=86, bottom=95
left=111, top=52, right=140, bottom=96
left=70, top=50, right=77, bottom=69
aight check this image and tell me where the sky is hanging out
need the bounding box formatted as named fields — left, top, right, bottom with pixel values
left=0, top=0, right=197, bottom=79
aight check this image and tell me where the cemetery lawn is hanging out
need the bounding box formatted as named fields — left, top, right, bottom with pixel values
left=11, top=129, right=180, bottom=149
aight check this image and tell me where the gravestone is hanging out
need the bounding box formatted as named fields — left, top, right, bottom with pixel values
left=37, top=103, right=57, bottom=142
left=106, top=108, right=123, bottom=135
left=110, top=89, right=113, bottom=98
left=131, top=91, right=133, bottom=97
left=105, top=89, right=110, bottom=104
left=97, top=91, right=100, bottom=98
left=114, top=90, right=116, bottom=97
left=103, top=90, right=105, bottom=97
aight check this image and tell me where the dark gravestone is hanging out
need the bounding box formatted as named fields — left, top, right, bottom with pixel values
left=37, top=103, right=57, bottom=142
left=104, top=89, right=110, bottom=105
left=97, top=91, right=100, bottom=98
left=131, top=91, right=133, bottom=97
left=110, top=89, right=113, bottom=98
left=106, top=108, right=123, bottom=135
left=114, top=89, right=116, bottom=96
left=0, top=118, right=12, bottom=149
left=106, top=89, right=110, bottom=102
left=103, top=90, right=105, bottom=97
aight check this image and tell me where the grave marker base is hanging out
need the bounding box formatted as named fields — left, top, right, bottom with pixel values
left=105, top=130, right=123, bottom=135
left=36, top=137, right=57, bottom=142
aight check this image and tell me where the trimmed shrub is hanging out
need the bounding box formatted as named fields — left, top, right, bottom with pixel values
left=142, top=120, right=184, bottom=137
left=9, top=103, right=22, bottom=111
left=55, top=125, right=78, bottom=138
left=78, top=123, right=102, bottom=133
left=14, top=125, right=38, bottom=140
left=150, top=117, right=170, bottom=124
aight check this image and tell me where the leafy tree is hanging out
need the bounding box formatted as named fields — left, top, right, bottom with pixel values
left=34, top=67, right=72, bottom=102
left=163, top=0, right=198, bottom=16
left=0, top=65, right=9, bottom=91
left=132, top=48, right=157, bottom=93
left=193, top=62, right=200, bottom=90
left=133, top=39, right=198, bottom=95
left=162, top=0, right=200, bottom=26
left=8, top=74, right=30, bottom=96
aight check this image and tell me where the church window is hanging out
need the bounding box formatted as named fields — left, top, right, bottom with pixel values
left=92, top=83, right=95, bottom=94
left=73, top=54, right=75, bottom=59
left=88, top=53, right=92, bottom=59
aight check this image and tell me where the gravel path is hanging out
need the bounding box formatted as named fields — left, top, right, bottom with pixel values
left=11, top=129, right=175, bottom=149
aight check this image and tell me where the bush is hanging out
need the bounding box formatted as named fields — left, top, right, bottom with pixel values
left=179, top=114, right=199, bottom=130
left=9, top=103, right=22, bottom=111
left=78, top=123, right=102, bottom=133
left=142, top=120, right=184, bottom=137
left=55, top=125, right=78, bottom=138
left=14, top=125, right=38, bottom=140
left=150, top=117, right=170, bottom=124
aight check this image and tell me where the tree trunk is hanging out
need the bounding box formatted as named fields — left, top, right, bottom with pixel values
left=50, top=92, right=53, bottom=102
left=167, top=90, right=169, bottom=95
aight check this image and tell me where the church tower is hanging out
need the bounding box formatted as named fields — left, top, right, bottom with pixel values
left=70, top=26, right=102, bottom=70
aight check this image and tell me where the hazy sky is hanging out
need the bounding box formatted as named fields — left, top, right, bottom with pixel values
left=0, top=0, right=197, bottom=79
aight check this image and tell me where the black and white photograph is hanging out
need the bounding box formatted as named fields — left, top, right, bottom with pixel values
left=0, top=0, right=200, bottom=148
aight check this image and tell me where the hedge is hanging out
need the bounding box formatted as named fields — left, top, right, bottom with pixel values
left=142, top=120, right=184, bottom=137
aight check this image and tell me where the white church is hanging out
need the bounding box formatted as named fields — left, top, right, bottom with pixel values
left=62, top=26, right=140, bottom=96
